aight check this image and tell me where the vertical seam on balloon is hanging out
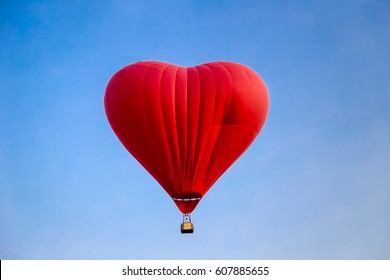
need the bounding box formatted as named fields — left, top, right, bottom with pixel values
left=141, top=63, right=176, bottom=196
left=141, top=63, right=155, bottom=146
left=175, top=64, right=188, bottom=193
left=201, top=63, right=223, bottom=188
left=188, top=66, right=200, bottom=190
left=141, top=64, right=154, bottom=128
left=184, top=66, right=191, bottom=193
left=159, top=64, right=177, bottom=195
left=187, top=68, right=199, bottom=192
left=172, top=67, right=182, bottom=193
left=181, top=66, right=188, bottom=194
left=191, top=64, right=217, bottom=191
left=192, top=65, right=203, bottom=190
left=186, top=67, right=191, bottom=190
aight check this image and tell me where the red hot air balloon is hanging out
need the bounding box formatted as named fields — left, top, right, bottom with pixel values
left=104, top=61, right=269, bottom=233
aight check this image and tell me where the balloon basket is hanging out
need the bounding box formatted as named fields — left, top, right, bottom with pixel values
left=180, top=214, right=194, bottom=234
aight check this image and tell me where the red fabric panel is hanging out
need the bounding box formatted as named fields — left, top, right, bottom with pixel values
left=104, top=61, right=269, bottom=214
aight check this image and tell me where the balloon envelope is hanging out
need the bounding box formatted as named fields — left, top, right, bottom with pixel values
left=104, top=61, right=269, bottom=213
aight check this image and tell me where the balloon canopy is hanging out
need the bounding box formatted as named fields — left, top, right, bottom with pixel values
left=104, top=61, right=269, bottom=214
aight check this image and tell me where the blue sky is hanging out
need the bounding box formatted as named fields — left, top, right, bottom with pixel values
left=1, top=0, right=389, bottom=259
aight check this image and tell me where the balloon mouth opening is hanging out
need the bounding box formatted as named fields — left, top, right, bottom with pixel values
left=172, top=192, right=202, bottom=202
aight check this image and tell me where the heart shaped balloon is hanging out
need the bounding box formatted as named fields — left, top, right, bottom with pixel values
left=104, top=61, right=269, bottom=214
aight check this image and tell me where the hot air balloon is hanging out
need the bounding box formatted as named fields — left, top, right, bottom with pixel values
left=104, top=61, right=269, bottom=233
